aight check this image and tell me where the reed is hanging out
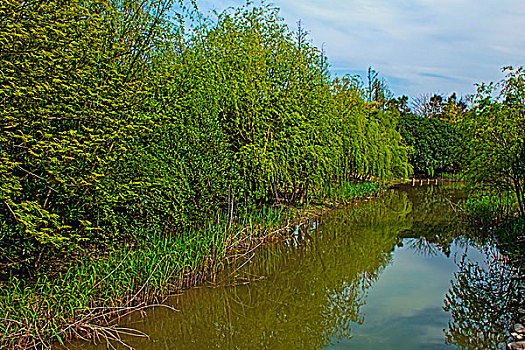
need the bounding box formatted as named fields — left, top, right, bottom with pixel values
left=460, top=190, right=518, bottom=223
left=440, top=173, right=463, bottom=181
left=0, top=226, right=227, bottom=348
left=315, top=181, right=381, bottom=204
left=0, top=181, right=380, bottom=348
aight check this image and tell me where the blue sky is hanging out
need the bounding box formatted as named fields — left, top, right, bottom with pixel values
left=193, top=0, right=525, bottom=98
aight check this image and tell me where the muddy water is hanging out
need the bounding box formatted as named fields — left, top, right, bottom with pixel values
left=71, top=184, right=517, bottom=349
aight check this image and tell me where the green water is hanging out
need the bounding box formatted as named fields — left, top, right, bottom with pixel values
left=70, top=184, right=517, bottom=349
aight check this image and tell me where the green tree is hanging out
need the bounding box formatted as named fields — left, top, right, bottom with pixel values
left=458, top=66, right=525, bottom=216
left=331, top=75, right=411, bottom=181
left=0, top=0, right=177, bottom=260
left=411, top=92, right=467, bottom=122
left=399, top=113, right=460, bottom=176
left=196, top=3, right=337, bottom=204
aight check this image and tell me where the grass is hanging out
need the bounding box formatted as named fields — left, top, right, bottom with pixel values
left=440, top=172, right=463, bottom=180
left=1, top=225, right=228, bottom=348
left=460, top=190, right=518, bottom=223
left=315, top=181, right=381, bottom=204
left=0, top=181, right=381, bottom=349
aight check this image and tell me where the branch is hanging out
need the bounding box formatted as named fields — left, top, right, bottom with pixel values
left=3, top=200, right=17, bottom=222
left=16, top=165, right=45, bottom=181
left=16, top=166, right=59, bottom=193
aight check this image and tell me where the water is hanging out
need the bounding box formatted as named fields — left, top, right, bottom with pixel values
left=69, top=184, right=518, bottom=349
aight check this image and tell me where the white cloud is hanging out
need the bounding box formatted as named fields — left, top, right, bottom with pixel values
left=196, top=0, right=525, bottom=97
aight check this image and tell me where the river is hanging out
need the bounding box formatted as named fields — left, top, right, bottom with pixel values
left=67, top=183, right=518, bottom=349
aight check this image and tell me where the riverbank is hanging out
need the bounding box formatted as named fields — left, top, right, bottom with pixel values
left=0, top=182, right=381, bottom=349
left=59, top=182, right=515, bottom=349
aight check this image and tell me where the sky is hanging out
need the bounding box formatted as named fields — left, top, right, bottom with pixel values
left=193, top=0, right=525, bottom=98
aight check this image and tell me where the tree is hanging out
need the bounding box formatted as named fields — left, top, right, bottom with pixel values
left=399, top=114, right=460, bottom=176
left=365, top=67, right=393, bottom=110
left=458, top=66, right=525, bottom=216
left=412, top=92, right=468, bottom=122
left=331, top=75, right=411, bottom=181
left=0, top=0, right=178, bottom=260
left=387, top=95, right=410, bottom=114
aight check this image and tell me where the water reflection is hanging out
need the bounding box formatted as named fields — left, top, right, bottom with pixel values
left=66, top=184, right=518, bottom=350
left=444, top=249, right=517, bottom=349
left=140, top=190, right=413, bottom=349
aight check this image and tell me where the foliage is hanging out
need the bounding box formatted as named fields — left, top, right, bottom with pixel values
left=0, top=0, right=410, bottom=346
left=364, top=67, right=393, bottom=109
left=195, top=5, right=326, bottom=203
left=460, top=190, right=517, bottom=223
left=399, top=113, right=461, bottom=176
left=457, top=66, right=525, bottom=216
left=315, top=181, right=381, bottom=204
left=330, top=76, right=411, bottom=181
left=0, top=0, right=183, bottom=259
left=411, top=92, right=468, bottom=123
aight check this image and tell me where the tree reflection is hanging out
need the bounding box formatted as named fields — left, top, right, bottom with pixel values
left=71, top=184, right=515, bottom=350
left=99, top=188, right=413, bottom=350
left=398, top=184, right=520, bottom=349
left=406, top=237, right=442, bottom=256
left=444, top=249, right=518, bottom=349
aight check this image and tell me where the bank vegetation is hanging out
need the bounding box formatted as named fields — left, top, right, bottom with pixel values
left=1, top=0, right=524, bottom=348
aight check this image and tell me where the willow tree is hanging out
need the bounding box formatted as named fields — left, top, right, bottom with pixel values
left=330, top=75, right=411, bottom=182
left=196, top=3, right=335, bottom=204
left=458, top=66, right=525, bottom=216
left=116, top=15, right=240, bottom=228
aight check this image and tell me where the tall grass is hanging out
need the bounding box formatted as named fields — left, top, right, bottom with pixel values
left=0, top=194, right=303, bottom=348
left=440, top=173, right=463, bottom=181
left=461, top=190, right=518, bottom=223
left=0, top=181, right=380, bottom=348
left=0, top=224, right=229, bottom=347
left=316, top=181, right=382, bottom=204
